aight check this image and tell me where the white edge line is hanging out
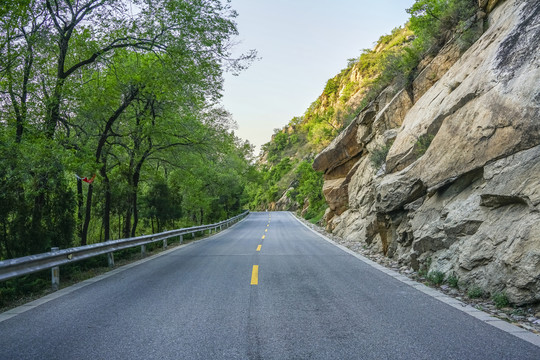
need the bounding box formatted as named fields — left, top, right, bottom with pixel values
left=289, top=211, right=540, bottom=348
left=0, top=214, right=250, bottom=323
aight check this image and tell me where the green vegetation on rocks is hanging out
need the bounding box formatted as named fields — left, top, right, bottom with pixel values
left=248, top=0, right=481, bottom=224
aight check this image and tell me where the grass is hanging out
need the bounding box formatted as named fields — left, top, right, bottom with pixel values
left=467, top=286, right=485, bottom=299
left=309, top=211, right=325, bottom=224
left=446, top=274, right=459, bottom=289
left=492, top=292, right=510, bottom=309
left=426, top=271, right=445, bottom=286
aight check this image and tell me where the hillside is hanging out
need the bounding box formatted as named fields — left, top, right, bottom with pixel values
left=249, top=0, right=482, bottom=220
left=250, top=0, right=540, bottom=305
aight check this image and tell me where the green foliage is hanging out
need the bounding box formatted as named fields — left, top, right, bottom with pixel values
left=294, top=160, right=326, bottom=218
left=0, top=137, right=75, bottom=258
left=426, top=270, right=445, bottom=286
left=467, top=286, right=485, bottom=299
left=323, top=78, right=340, bottom=97
left=0, top=0, right=255, bottom=259
left=250, top=0, right=482, bottom=228
left=263, top=131, right=299, bottom=164
left=407, top=0, right=479, bottom=55
left=0, top=272, right=49, bottom=308
left=309, top=210, right=326, bottom=224
left=446, top=274, right=459, bottom=288
left=273, top=132, right=289, bottom=152
left=141, top=180, right=181, bottom=232
left=492, top=292, right=510, bottom=309
left=415, top=134, right=434, bottom=156
left=370, top=141, right=394, bottom=169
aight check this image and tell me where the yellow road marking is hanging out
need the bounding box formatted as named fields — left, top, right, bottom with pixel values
left=265, top=229, right=267, bottom=232
left=262, top=235, right=265, bottom=239
left=251, top=265, right=259, bottom=285
left=256, top=244, right=262, bottom=251
left=267, top=224, right=269, bottom=227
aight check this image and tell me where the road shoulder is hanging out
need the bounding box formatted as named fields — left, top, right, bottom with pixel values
left=290, top=212, right=540, bottom=349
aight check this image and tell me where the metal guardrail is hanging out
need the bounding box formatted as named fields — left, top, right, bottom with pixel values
left=0, top=211, right=249, bottom=289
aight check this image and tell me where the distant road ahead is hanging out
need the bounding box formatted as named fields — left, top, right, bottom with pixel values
left=1, top=211, right=539, bottom=359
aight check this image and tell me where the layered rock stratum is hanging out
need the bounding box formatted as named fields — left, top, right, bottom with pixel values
left=313, top=0, right=540, bottom=305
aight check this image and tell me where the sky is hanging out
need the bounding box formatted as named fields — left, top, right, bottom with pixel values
left=221, top=0, right=415, bottom=154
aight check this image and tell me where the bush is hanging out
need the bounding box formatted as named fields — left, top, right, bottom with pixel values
left=446, top=274, right=459, bottom=288
left=407, top=0, right=479, bottom=57
left=370, top=141, right=394, bottom=169
left=309, top=210, right=326, bottom=224
left=323, top=78, right=339, bottom=96
left=467, top=286, right=485, bottom=299
left=415, top=134, right=434, bottom=156
left=492, top=292, right=509, bottom=309
left=427, top=270, right=445, bottom=285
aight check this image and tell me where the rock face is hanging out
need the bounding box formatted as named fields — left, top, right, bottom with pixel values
left=274, top=187, right=299, bottom=211
left=314, top=0, right=540, bottom=305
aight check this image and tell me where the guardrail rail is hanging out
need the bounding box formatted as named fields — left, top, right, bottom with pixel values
left=0, top=211, right=249, bottom=290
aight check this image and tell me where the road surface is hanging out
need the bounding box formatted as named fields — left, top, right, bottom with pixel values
left=1, top=211, right=539, bottom=359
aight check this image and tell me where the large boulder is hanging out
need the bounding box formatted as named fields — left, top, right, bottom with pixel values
left=383, top=0, right=540, bottom=196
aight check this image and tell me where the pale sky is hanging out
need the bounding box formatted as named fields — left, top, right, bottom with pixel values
left=221, top=1, right=415, bottom=153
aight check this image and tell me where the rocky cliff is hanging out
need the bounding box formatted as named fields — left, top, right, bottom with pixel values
left=313, top=0, right=540, bottom=305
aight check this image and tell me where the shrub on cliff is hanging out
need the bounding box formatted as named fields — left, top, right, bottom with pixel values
left=407, top=0, right=479, bottom=55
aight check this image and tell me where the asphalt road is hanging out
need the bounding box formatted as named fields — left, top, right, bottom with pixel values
left=1, top=211, right=539, bottom=359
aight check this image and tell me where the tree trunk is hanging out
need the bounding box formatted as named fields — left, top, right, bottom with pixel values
left=129, top=151, right=148, bottom=237
left=123, top=192, right=132, bottom=239
left=77, top=178, right=83, bottom=243
left=131, top=191, right=139, bottom=237
left=101, top=162, right=111, bottom=241
left=80, top=87, right=139, bottom=243
left=45, top=79, right=64, bottom=139
left=81, top=184, right=92, bottom=246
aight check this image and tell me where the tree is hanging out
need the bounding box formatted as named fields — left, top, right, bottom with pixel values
left=0, top=0, right=256, bottom=256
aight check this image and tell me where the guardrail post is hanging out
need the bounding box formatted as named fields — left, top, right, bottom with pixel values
left=141, top=244, right=146, bottom=257
left=163, top=239, right=167, bottom=249
left=179, top=235, right=183, bottom=244
left=51, top=247, right=60, bottom=291
left=107, top=252, right=115, bottom=267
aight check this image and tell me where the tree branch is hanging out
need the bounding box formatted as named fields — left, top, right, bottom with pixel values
left=62, top=36, right=166, bottom=79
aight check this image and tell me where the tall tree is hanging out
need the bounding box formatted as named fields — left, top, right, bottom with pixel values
left=0, top=0, right=256, bottom=255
